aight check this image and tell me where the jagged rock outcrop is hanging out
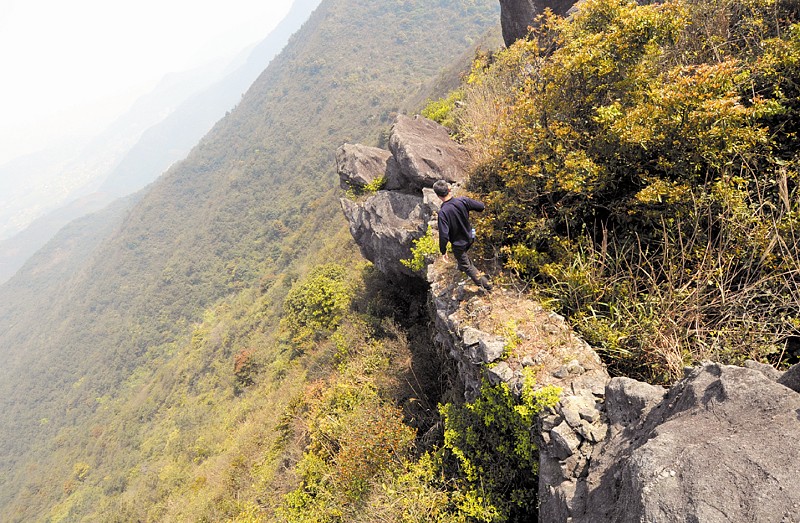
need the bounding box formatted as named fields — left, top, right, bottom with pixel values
left=338, top=114, right=471, bottom=281
left=341, top=191, right=432, bottom=280
left=339, top=113, right=800, bottom=523
left=336, top=143, right=404, bottom=191
left=388, top=114, right=471, bottom=190
left=499, top=0, right=579, bottom=47
left=558, top=362, right=800, bottom=523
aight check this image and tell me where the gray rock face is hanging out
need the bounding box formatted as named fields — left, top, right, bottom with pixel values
left=499, top=0, right=578, bottom=47
left=336, top=143, right=403, bottom=191
left=388, top=114, right=471, bottom=189
left=340, top=191, right=432, bottom=280
left=604, top=376, right=666, bottom=428
left=778, top=362, right=800, bottom=393
left=499, top=0, right=537, bottom=46
left=744, top=358, right=785, bottom=381
left=339, top=115, right=465, bottom=283
left=571, top=363, right=800, bottom=523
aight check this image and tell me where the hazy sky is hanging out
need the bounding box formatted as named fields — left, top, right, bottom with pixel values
left=0, top=0, right=295, bottom=165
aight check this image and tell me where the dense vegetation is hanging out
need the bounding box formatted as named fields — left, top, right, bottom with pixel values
left=430, top=0, right=800, bottom=383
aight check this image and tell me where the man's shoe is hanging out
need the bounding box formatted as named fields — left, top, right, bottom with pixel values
left=479, top=276, right=493, bottom=291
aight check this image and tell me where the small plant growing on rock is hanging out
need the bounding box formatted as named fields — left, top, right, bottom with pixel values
left=344, top=176, right=387, bottom=199
left=401, top=225, right=439, bottom=272
left=363, top=175, right=386, bottom=193
left=439, top=374, right=561, bottom=521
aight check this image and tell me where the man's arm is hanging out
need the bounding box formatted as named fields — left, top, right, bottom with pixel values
left=463, top=197, right=485, bottom=212
left=437, top=213, right=450, bottom=255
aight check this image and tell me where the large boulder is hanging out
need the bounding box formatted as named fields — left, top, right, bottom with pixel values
left=569, top=363, right=800, bottom=523
left=336, top=143, right=404, bottom=191
left=499, top=0, right=578, bottom=47
left=340, top=191, right=433, bottom=280
left=388, top=115, right=471, bottom=190
left=499, top=0, right=537, bottom=46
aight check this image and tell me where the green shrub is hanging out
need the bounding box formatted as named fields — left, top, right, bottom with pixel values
left=401, top=225, right=440, bottom=272
left=275, top=319, right=417, bottom=522
left=281, top=264, right=353, bottom=345
left=445, top=0, right=800, bottom=381
left=422, top=89, right=464, bottom=130
left=345, top=176, right=387, bottom=198
left=438, top=373, right=561, bottom=522
left=363, top=176, right=386, bottom=193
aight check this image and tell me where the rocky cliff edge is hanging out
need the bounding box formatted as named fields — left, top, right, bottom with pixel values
left=338, top=114, right=800, bottom=522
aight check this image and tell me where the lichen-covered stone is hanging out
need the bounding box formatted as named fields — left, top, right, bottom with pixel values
left=388, top=114, right=471, bottom=189
left=336, top=143, right=403, bottom=191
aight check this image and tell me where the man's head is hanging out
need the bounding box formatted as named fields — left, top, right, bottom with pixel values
left=433, top=180, right=450, bottom=199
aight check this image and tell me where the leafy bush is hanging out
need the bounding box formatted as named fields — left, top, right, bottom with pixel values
left=275, top=317, right=417, bottom=522
left=442, top=0, right=800, bottom=381
left=438, top=373, right=561, bottom=522
left=281, top=264, right=353, bottom=345
left=422, top=89, right=464, bottom=130
left=401, top=225, right=440, bottom=272
left=233, top=349, right=259, bottom=394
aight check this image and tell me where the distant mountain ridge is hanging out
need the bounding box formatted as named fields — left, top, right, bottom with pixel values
left=0, top=0, right=322, bottom=284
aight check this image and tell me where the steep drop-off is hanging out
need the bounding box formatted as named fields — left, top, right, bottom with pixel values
left=340, top=112, right=800, bottom=521
left=0, top=1, right=500, bottom=519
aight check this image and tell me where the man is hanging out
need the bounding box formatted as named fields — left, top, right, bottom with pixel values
left=433, top=180, right=493, bottom=291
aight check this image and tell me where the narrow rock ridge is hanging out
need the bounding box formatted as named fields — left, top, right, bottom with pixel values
left=337, top=114, right=472, bottom=281
left=339, top=113, right=612, bottom=518
left=338, top=114, right=800, bottom=522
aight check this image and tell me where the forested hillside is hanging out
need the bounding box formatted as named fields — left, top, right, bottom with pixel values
left=0, top=0, right=322, bottom=285
left=0, top=1, right=499, bottom=520
left=6, top=0, right=799, bottom=520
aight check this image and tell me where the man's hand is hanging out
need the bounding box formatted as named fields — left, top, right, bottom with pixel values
left=442, top=253, right=449, bottom=262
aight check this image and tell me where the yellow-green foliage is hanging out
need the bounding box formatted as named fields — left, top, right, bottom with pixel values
left=422, top=89, right=464, bottom=130
left=275, top=317, right=418, bottom=521
left=281, top=264, right=353, bottom=345
left=363, top=175, right=387, bottom=193
left=439, top=374, right=561, bottom=522
left=444, top=0, right=800, bottom=381
left=401, top=225, right=440, bottom=272
left=345, top=176, right=387, bottom=198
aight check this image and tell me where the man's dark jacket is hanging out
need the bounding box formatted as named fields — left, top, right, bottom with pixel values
left=437, top=196, right=484, bottom=254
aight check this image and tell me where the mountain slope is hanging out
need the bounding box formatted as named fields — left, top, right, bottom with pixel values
left=0, top=0, right=499, bottom=519
left=0, top=0, right=322, bottom=284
